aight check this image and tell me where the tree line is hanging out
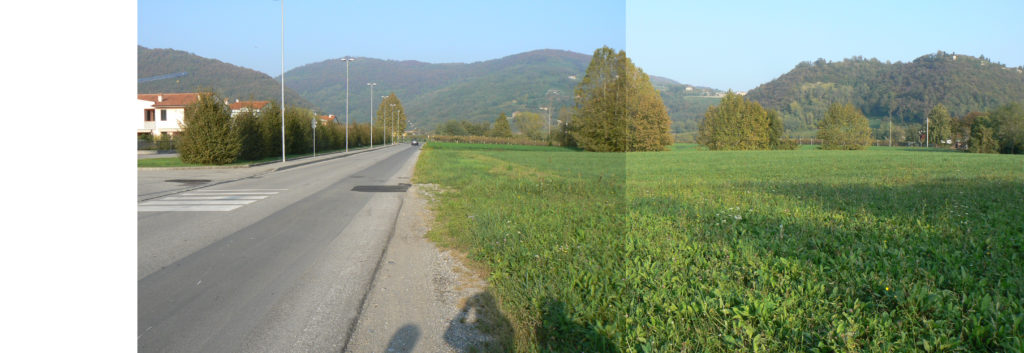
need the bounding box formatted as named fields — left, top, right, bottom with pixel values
left=177, top=92, right=407, bottom=165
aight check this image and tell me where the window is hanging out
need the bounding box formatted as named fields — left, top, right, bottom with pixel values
left=161, top=110, right=167, bottom=121
left=144, top=109, right=155, bottom=122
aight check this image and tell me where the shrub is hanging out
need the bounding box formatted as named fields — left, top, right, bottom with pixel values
left=818, top=102, right=871, bottom=150
left=177, top=93, right=240, bottom=164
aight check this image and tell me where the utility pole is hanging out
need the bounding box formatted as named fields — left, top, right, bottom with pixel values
left=889, top=118, right=892, bottom=147
left=367, top=82, right=376, bottom=148
left=341, top=57, right=355, bottom=152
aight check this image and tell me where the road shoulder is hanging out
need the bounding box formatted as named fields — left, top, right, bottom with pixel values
left=344, top=183, right=512, bottom=353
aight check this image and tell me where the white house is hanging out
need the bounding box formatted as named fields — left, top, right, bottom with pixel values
left=137, top=93, right=203, bottom=138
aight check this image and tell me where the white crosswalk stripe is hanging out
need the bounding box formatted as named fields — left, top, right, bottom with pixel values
left=139, top=189, right=284, bottom=212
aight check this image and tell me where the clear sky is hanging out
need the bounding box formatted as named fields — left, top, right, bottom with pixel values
left=138, top=0, right=625, bottom=76
left=139, top=1, right=1023, bottom=91
left=627, top=0, right=1024, bottom=91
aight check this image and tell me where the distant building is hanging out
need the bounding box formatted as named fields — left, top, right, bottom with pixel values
left=229, top=100, right=270, bottom=117
left=568, top=75, right=577, bottom=80
left=318, top=114, right=336, bottom=124
left=137, top=93, right=204, bottom=138
left=685, top=86, right=694, bottom=91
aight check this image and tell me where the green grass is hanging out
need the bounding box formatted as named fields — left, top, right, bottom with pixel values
left=414, top=142, right=1024, bottom=352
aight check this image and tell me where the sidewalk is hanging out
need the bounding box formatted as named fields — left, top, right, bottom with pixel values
left=137, top=144, right=400, bottom=202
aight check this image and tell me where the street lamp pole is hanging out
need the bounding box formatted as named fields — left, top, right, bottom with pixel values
left=389, top=103, right=396, bottom=145
left=280, top=0, right=286, bottom=162
left=342, top=57, right=355, bottom=152
left=367, top=82, right=376, bottom=148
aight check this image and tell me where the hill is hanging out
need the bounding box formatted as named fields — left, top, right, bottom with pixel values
left=284, top=49, right=720, bottom=131
left=137, top=46, right=315, bottom=109
left=746, top=51, right=1024, bottom=131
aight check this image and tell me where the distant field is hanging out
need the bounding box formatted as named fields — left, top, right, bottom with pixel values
left=414, top=142, right=1024, bottom=352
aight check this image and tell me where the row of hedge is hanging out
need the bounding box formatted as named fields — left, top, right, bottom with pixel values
left=178, top=93, right=401, bottom=165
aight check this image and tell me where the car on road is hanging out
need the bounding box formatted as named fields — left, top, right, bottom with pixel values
left=411, top=140, right=419, bottom=146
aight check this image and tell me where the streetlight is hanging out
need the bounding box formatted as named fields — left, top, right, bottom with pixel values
left=341, top=57, right=355, bottom=152
left=389, top=103, right=396, bottom=145
left=546, top=90, right=559, bottom=140
left=279, top=0, right=286, bottom=162
left=367, top=82, right=376, bottom=148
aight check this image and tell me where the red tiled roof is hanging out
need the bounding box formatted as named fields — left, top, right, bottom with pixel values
left=137, top=93, right=204, bottom=108
left=230, top=100, right=270, bottom=110
left=319, top=115, right=336, bottom=122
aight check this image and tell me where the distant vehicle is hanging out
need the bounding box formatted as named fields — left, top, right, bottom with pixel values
left=411, top=140, right=419, bottom=146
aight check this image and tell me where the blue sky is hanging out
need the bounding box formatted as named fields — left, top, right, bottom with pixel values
left=628, top=0, right=1024, bottom=91
left=138, top=0, right=624, bottom=75
left=138, top=0, right=1023, bottom=91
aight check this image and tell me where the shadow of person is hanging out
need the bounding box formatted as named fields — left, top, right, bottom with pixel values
left=384, top=324, right=420, bottom=353
left=536, top=299, right=618, bottom=352
left=444, top=290, right=515, bottom=352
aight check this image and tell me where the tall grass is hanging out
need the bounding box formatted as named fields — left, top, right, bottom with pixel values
left=414, top=142, right=1024, bottom=352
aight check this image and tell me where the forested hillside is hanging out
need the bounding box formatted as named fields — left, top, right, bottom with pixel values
left=137, top=46, right=315, bottom=109
left=746, top=51, right=1024, bottom=131
left=285, top=49, right=717, bottom=131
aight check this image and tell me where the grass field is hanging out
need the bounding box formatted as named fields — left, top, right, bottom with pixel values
left=413, top=142, right=1023, bottom=352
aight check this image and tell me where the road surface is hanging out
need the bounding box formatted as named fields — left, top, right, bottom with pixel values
left=138, top=144, right=419, bottom=352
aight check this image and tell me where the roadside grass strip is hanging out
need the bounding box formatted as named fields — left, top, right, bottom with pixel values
left=138, top=189, right=284, bottom=212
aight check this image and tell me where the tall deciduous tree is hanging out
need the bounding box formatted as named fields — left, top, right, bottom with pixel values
left=571, top=46, right=671, bottom=152
left=988, top=102, right=1024, bottom=154
left=490, top=113, right=512, bottom=137
left=818, top=102, right=871, bottom=150
left=178, top=92, right=241, bottom=164
left=927, top=104, right=952, bottom=145
left=376, top=93, right=407, bottom=141
left=514, top=111, right=544, bottom=140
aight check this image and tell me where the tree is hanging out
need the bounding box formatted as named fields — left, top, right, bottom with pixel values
left=490, top=113, right=512, bottom=137
left=177, top=92, right=241, bottom=164
left=571, top=46, right=672, bottom=152
left=697, top=91, right=789, bottom=150
left=436, top=120, right=468, bottom=136
left=969, top=115, right=1000, bottom=153
left=514, top=111, right=544, bottom=140
left=988, top=102, right=1024, bottom=154
left=927, top=104, right=952, bottom=145
left=376, top=93, right=407, bottom=142
left=818, top=102, right=871, bottom=150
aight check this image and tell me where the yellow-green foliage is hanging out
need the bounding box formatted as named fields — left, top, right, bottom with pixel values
left=572, top=46, right=672, bottom=152
left=818, top=102, right=872, bottom=150
left=416, top=142, right=1024, bottom=352
left=178, top=93, right=241, bottom=165
left=698, top=92, right=788, bottom=150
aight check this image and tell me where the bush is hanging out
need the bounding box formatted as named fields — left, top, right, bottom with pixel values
left=698, top=92, right=787, bottom=150
left=178, top=93, right=240, bottom=165
left=818, top=102, right=871, bottom=150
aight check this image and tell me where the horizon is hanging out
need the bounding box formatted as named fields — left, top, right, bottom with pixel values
left=139, top=44, right=1021, bottom=92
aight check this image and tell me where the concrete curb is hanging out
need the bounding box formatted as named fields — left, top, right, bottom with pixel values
left=137, top=145, right=396, bottom=171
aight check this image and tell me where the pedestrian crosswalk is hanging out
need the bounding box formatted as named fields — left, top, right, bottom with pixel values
left=138, top=189, right=286, bottom=212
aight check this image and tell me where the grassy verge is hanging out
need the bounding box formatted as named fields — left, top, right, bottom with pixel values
left=414, top=142, right=1024, bottom=352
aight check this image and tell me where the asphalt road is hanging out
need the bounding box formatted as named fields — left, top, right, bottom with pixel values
left=138, top=144, right=420, bottom=352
